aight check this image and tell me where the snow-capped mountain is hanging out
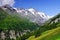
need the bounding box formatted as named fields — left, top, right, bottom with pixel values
left=0, top=5, right=52, bottom=24
left=16, top=8, right=51, bottom=24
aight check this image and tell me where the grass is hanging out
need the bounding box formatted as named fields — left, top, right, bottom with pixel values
left=27, top=27, right=60, bottom=40
left=26, top=36, right=35, bottom=40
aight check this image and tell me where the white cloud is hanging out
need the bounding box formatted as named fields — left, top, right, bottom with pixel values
left=0, top=0, right=15, bottom=6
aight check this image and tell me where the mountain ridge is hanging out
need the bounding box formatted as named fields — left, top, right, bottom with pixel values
left=0, top=4, right=52, bottom=24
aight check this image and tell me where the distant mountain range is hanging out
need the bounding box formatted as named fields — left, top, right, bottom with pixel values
left=0, top=4, right=52, bottom=24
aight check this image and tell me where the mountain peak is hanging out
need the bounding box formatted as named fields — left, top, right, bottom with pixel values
left=28, top=8, right=35, bottom=10
left=28, top=8, right=37, bottom=12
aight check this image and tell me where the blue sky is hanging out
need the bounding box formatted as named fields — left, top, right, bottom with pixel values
left=14, top=0, right=60, bottom=16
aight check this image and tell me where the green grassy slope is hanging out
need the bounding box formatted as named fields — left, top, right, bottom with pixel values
left=35, top=27, right=60, bottom=40
left=27, top=26, right=60, bottom=40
